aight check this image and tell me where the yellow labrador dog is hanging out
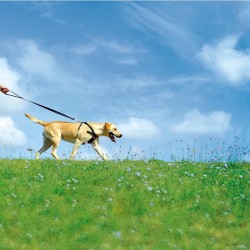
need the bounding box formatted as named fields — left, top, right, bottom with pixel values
left=25, top=114, right=122, bottom=160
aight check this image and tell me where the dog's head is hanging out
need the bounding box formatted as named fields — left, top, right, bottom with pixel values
left=105, top=122, right=122, bottom=142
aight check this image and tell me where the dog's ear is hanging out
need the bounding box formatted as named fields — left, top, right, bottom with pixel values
left=105, top=122, right=111, bottom=130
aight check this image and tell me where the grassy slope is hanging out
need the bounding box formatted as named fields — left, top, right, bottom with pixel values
left=0, top=159, right=249, bottom=250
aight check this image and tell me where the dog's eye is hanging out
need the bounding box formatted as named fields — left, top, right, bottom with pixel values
left=114, top=128, right=117, bottom=131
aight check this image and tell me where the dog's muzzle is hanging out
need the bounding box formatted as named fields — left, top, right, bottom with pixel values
left=109, top=132, right=122, bottom=143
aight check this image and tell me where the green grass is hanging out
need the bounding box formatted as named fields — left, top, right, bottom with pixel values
left=0, top=159, right=249, bottom=249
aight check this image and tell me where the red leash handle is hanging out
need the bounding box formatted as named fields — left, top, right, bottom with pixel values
left=0, top=85, right=10, bottom=94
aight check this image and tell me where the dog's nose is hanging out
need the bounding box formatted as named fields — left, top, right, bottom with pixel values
left=119, top=134, right=122, bottom=138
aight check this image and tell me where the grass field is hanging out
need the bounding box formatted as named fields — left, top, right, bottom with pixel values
left=0, top=159, right=249, bottom=249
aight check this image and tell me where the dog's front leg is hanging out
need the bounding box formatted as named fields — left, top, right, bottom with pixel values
left=70, top=139, right=82, bottom=159
left=91, top=140, right=109, bottom=160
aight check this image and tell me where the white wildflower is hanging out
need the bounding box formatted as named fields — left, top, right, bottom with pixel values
left=135, top=172, right=141, bottom=177
left=113, top=231, right=122, bottom=239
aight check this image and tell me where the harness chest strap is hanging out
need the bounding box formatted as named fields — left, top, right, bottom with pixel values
left=78, top=122, right=98, bottom=144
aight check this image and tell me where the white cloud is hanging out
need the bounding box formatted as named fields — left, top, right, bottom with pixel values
left=111, top=57, right=138, bottom=66
left=73, top=39, right=139, bottom=56
left=171, top=109, right=231, bottom=135
left=197, top=35, right=250, bottom=85
left=238, top=3, right=250, bottom=21
left=0, top=116, right=27, bottom=146
left=33, top=2, right=67, bottom=25
left=118, top=75, right=157, bottom=91
left=72, top=41, right=139, bottom=65
left=124, top=3, right=198, bottom=57
left=0, top=57, right=28, bottom=114
left=72, top=38, right=143, bottom=65
left=17, top=40, right=61, bottom=82
left=118, top=117, right=160, bottom=139
left=167, top=75, right=210, bottom=85
left=99, top=40, right=136, bottom=54
left=0, top=58, right=20, bottom=84
left=72, top=44, right=97, bottom=56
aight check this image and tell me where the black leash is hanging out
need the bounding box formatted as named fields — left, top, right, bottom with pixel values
left=6, top=90, right=81, bottom=122
left=5, top=90, right=98, bottom=144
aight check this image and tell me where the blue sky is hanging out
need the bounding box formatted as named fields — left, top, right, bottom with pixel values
left=1, top=1, right=250, bottom=160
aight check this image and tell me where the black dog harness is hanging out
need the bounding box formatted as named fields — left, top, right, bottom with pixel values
left=78, top=122, right=98, bottom=144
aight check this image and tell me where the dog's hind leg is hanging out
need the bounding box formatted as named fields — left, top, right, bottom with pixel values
left=36, top=137, right=53, bottom=159
left=50, top=137, right=61, bottom=160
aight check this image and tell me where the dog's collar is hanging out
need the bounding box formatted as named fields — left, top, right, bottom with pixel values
left=78, top=122, right=98, bottom=144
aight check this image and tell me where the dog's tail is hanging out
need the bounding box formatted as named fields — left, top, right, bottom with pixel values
left=25, top=114, right=48, bottom=127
